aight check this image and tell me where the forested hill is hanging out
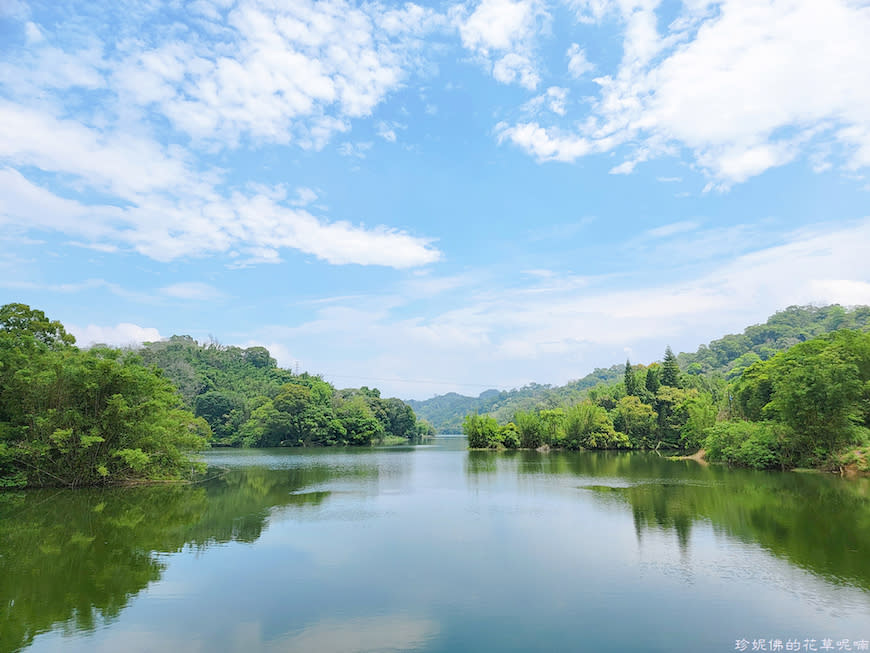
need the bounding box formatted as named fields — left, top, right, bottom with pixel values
left=409, top=304, right=870, bottom=433
left=138, top=336, right=431, bottom=447
left=407, top=367, right=625, bottom=434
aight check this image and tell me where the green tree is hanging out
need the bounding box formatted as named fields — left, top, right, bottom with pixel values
left=644, top=364, right=661, bottom=395
left=0, top=303, right=76, bottom=348
left=0, top=333, right=208, bottom=487
left=680, top=393, right=718, bottom=450
left=499, top=422, right=521, bottom=449
left=612, top=395, right=657, bottom=447
left=661, top=346, right=681, bottom=387
left=383, top=397, right=417, bottom=440
left=563, top=402, right=628, bottom=449
left=463, top=414, right=500, bottom=448
left=624, top=359, right=638, bottom=396
left=515, top=410, right=545, bottom=448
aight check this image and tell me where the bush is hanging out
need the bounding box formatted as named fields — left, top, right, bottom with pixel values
left=463, top=414, right=501, bottom=448
left=499, top=422, right=520, bottom=449
left=704, top=421, right=786, bottom=470
left=564, top=402, right=629, bottom=450
left=515, top=411, right=545, bottom=448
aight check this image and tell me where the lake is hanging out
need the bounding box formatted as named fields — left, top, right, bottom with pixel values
left=2, top=437, right=869, bottom=652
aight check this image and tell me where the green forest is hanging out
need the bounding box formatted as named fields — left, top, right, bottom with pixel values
left=420, top=304, right=870, bottom=432
left=0, top=304, right=431, bottom=488
left=462, top=305, right=870, bottom=473
left=3, top=302, right=869, bottom=487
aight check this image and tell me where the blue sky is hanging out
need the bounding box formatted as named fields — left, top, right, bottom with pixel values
left=1, top=0, right=869, bottom=399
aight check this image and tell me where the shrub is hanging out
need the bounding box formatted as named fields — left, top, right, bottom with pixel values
left=704, top=421, right=786, bottom=470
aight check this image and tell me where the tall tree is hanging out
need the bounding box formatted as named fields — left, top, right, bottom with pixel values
left=661, top=346, right=681, bottom=387
left=624, top=359, right=638, bottom=395
left=645, top=365, right=661, bottom=394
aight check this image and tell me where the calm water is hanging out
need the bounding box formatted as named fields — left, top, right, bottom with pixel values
left=2, top=437, right=869, bottom=653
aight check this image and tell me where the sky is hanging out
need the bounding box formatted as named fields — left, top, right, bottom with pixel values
left=1, top=0, right=869, bottom=400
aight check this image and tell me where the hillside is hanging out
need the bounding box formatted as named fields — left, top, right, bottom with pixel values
left=410, top=304, right=870, bottom=432
left=138, top=336, right=428, bottom=446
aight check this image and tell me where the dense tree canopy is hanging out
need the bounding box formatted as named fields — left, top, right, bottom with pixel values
left=138, top=333, right=425, bottom=447
left=0, top=305, right=208, bottom=488
left=417, top=305, right=870, bottom=433
left=461, top=310, right=870, bottom=472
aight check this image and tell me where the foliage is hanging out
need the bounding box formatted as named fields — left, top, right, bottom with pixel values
left=458, top=308, right=870, bottom=470
left=678, top=304, right=870, bottom=376
left=624, top=359, right=639, bottom=396
left=644, top=363, right=661, bottom=395
left=704, top=421, right=787, bottom=470
left=425, top=305, right=870, bottom=434
left=612, top=396, right=657, bottom=447
left=661, top=346, right=681, bottom=387
left=0, top=305, right=208, bottom=487
left=515, top=410, right=545, bottom=449
left=499, top=422, right=520, bottom=449
left=139, top=337, right=422, bottom=447
left=679, top=392, right=719, bottom=450
left=563, top=402, right=629, bottom=450
left=0, top=303, right=76, bottom=348
left=727, top=329, right=870, bottom=466
left=462, top=413, right=501, bottom=448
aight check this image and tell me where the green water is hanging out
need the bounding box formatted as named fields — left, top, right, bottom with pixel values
left=2, top=438, right=869, bottom=652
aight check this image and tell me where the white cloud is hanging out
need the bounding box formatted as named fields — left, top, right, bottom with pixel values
left=806, top=280, right=870, bottom=307
left=523, top=86, right=568, bottom=116
left=107, top=0, right=441, bottom=148
left=645, top=220, right=699, bottom=238
left=497, top=0, right=870, bottom=186
left=337, top=141, right=373, bottom=158
left=565, top=0, right=612, bottom=24
left=160, top=282, right=225, bottom=301
left=69, top=323, right=163, bottom=348
left=24, top=22, right=43, bottom=43
left=453, top=0, right=546, bottom=89
left=252, top=218, right=870, bottom=398
left=492, top=52, right=539, bottom=89
left=292, top=187, right=318, bottom=206
left=495, top=121, right=593, bottom=162
left=377, top=121, right=404, bottom=143
left=566, top=43, right=594, bottom=78
left=0, top=115, right=441, bottom=268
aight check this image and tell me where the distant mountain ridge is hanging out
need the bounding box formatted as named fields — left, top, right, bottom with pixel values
left=408, top=304, right=870, bottom=433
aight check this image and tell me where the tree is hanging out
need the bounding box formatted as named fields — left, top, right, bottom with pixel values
left=515, top=410, right=545, bottom=448
left=243, top=346, right=275, bottom=368
left=661, top=346, right=681, bottom=387
left=383, top=397, right=417, bottom=440
left=644, top=364, right=661, bottom=395
left=563, top=402, right=628, bottom=449
left=0, top=341, right=208, bottom=488
left=612, top=395, right=657, bottom=447
left=0, top=303, right=76, bottom=348
left=463, top=413, right=500, bottom=448
left=624, top=359, right=638, bottom=395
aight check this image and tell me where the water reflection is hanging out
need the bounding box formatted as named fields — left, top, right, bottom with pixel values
left=4, top=444, right=869, bottom=653
left=0, top=461, right=353, bottom=652
left=466, top=449, right=870, bottom=590
left=272, top=615, right=439, bottom=653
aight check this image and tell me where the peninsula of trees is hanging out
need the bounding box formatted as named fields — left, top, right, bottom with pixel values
left=461, top=305, right=870, bottom=473
left=0, top=304, right=431, bottom=488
